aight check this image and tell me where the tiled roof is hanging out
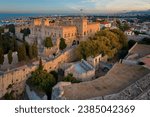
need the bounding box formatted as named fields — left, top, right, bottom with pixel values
left=101, top=22, right=110, bottom=25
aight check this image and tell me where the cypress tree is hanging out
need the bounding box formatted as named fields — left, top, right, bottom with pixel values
left=59, top=38, right=67, bottom=50
left=32, top=43, right=38, bottom=58
left=38, top=58, right=43, bottom=71
left=17, top=44, right=27, bottom=62
left=44, top=37, right=53, bottom=48
left=8, top=50, right=13, bottom=64
left=0, top=48, right=4, bottom=65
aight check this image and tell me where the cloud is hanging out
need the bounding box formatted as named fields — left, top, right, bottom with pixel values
left=80, top=0, right=150, bottom=13
left=0, top=0, right=150, bottom=13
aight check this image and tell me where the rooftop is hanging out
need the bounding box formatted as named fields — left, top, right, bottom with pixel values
left=129, top=43, right=150, bottom=58
left=140, top=55, right=150, bottom=69
left=71, top=60, right=94, bottom=74
left=56, top=63, right=150, bottom=100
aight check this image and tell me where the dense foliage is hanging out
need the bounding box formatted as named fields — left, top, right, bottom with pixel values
left=28, top=70, right=56, bottom=92
left=17, top=44, right=27, bottom=62
left=0, top=48, right=4, bottom=65
left=0, top=27, right=4, bottom=34
left=0, top=27, right=38, bottom=62
left=25, top=42, right=33, bottom=59
left=3, top=91, right=15, bottom=100
left=128, top=40, right=137, bottom=49
left=76, top=29, right=128, bottom=59
left=32, top=43, right=38, bottom=59
left=63, top=74, right=80, bottom=83
left=8, top=50, right=13, bottom=64
left=116, top=20, right=130, bottom=32
left=50, top=70, right=58, bottom=82
left=6, top=24, right=15, bottom=34
left=59, top=38, right=67, bottom=50
left=17, top=42, right=38, bottom=62
left=44, top=37, right=53, bottom=48
left=20, top=28, right=30, bottom=40
left=0, top=33, right=18, bottom=54
left=27, top=60, right=56, bottom=99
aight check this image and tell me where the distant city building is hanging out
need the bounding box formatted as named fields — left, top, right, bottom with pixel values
left=100, top=22, right=111, bottom=29
left=124, top=30, right=135, bottom=36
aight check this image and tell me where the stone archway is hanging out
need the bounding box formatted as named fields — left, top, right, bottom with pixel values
left=72, top=40, right=76, bottom=46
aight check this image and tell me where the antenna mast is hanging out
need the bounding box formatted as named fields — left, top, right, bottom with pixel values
left=80, top=9, right=84, bottom=17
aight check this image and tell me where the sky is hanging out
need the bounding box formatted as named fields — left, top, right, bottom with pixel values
left=0, top=0, right=150, bottom=14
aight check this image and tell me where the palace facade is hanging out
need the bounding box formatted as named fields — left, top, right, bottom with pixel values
left=16, top=17, right=100, bottom=48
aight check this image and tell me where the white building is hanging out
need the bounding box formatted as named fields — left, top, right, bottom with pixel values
left=124, top=30, right=135, bottom=36
left=65, top=60, right=95, bottom=82
left=64, top=54, right=108, bottom=82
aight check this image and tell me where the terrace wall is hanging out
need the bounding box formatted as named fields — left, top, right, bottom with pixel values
left=0, top=47, right=77, bottom=98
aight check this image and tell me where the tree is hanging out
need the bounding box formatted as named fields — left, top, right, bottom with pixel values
left=76, top=29, right=128, bottom=59
left=96, top=30, right=121, bottom=50
left=0, top=48, right=4, bottom=65
left=32, top=43, right=38, bottom=59
left=76, top=41, right=88, bottom=59
left=110, top=29, right=128, bottom=49
left=3, top=91, right=15, bottom=100
left=50, top=70, right=58, bottom=82
left=28, top=45, right=33, bottom=59
left=24, top=42, right=33, bottom=59
left=0, top=34, right=2, bottom=47
left=44, top=37, right=53, bottom=48
left=128, top=40, right=136, bottom=49
left=50, top=20, right=55, bottom=23
left=0, top=27, right=4, bottom=34
left=0, top=33, right=18, bottom=54
left=13, top=36, right=18, bottom=51
left=63, top=74, right=80, bottom=83
left=6, top=24, right=15, bottom=34
left=20, top=28, right=31, bottom=40
left=8, top=50, right=13, bottom=64
left=59, top=38, right=67, bottom=50
left=38, top=58, right=43, bottom=71
left=17, top=44, right=27, bottom=62
left=116, top=20, right=130, bottom=32
left=27, top=68, right=56, bottom=99
left=123, top=22, right=130, bottom=31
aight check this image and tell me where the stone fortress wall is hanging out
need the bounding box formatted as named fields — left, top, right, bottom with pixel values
left=51, top=72, right=150, bottom=100
left=0, top=47, right=77, bottom=98
left=0, top=65, right=36, bottom=98
left=1, top=17, right=100, bottom=99
left=90, top=73, right=150, bottom=100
